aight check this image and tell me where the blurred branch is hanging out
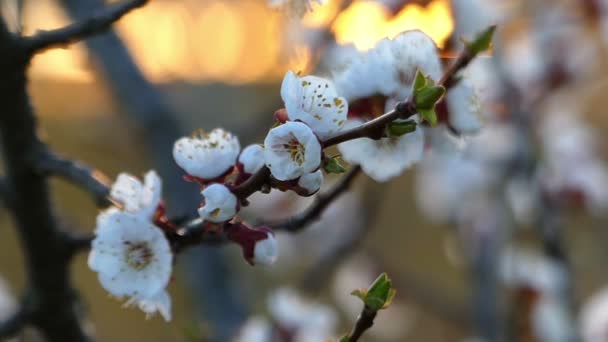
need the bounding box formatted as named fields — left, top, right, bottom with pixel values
left=270, top=166, right=361, bottom=232
left=0, top=304, right=30, bottom=339
left=22, top=0, right=147, bottom=56
left=0, top=17, right=91, bottom=341
left=35, top=150, right=111, bottom=207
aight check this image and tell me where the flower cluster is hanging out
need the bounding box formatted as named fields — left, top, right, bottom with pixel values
left=85, top=26, right=491, bottom=325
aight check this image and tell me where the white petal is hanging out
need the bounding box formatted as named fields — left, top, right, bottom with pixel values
left=131, top=290, right=172, bottom=322
left=111, top=173, right=144, bottom=212
left=282, top=72, right=348, bottom=139
left=239, top=144, right=265, bottom=174
left=264, top=122, right=322, bottom=181
left=253, top=233, right=279, bottom=265
left=198, top=184, right=238, bottom=223
left=298, top=170, right=323, bottom=194
left=338, top=119, right=424, bottom=182
left=140, top=170, right=162, bottom=219
left=447, top=79, right=483, bottom=134
left=172, top=129, right=240, bottom=179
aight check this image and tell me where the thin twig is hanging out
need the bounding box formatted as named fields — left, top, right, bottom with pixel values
left=347, top=305, right=378, bottom=342
left=271, top=166, right=361, bottom=232
left=22, top=0, right=147, bottom=57
left=35, top=150, right=111, bottom=207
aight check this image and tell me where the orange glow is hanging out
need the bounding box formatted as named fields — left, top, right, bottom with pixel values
left=23, top=0, right=451, bottom=84
left=332, top=0, right=454, bottom=50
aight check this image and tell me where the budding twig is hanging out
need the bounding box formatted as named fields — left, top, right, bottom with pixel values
left=22, top=0, right=147, bottom=57
left=347, top=305, right=378, bottom=342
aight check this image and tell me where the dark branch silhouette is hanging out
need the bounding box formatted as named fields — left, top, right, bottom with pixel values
left=22, top=0, right=148, bottom=56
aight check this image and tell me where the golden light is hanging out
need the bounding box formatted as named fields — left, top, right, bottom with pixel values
left=22, top=0, right=452, bottom=84
left=332, top=0, right=454, bottom=50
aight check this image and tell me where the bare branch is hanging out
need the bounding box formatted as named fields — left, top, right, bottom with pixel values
left=271, top=166, right=362, bottom=232
left=22, top=0, right=147, bottom=57
left=35, top=151, right=111, bottom=207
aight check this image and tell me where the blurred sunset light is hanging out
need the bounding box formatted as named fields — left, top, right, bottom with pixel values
left=24, top=0, right=453, bottom=84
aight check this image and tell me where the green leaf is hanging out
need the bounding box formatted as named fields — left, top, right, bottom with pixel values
left=466, top=25, right=496, bottom=56
left=415, top=85, right=445, bottom=110
left=419, top=108, right=437, bottom=126
left=413, top=70, right=426, bottom=92
left=365, top=273, right=394, bottom=311
left=351, top=288, right=367, bottom=301
left=338, top=336, right=350, bottom=342
left=388, top=120, right=417, bottom=136
left=324, top=156, right=347, bottom=174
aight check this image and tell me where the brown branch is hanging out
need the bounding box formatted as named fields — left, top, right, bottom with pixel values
left=346, top=305, right=378, bottom=342
left=21, top=0, right=147, bottom=57
left=35, top=150, right=112, bottom=207
left=271, top=165, right=362, bottom=232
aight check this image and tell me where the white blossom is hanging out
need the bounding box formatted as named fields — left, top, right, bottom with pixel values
left=446, top=78, right=483, bottom=134
left=234, top=316, right=273, bottom=342
left=253, top=232, right=279, bottom=266
left=333, top=30, right=442, bottom=101
left=198, top=183, right=238, bottom=223
left=580, top=287, right=608, bottom=342
left=110, top=170, right=161, bottom=220
left=338, top=119, right=424, bottom=182
left=297, top=170, right=323, bottom=195
left=333, top=39, right=400, bottom=101
left=268, top=0, right=325, bottom=17
left=88, top=211, right=172, bottom=321
left=263, top=121, right=322, bottom=181
left=239, top=144, right=265, bottom=174
left=281, top=71, right=348, bottom=139
left=268, top=288, right=337, bottom=341
left=173, top=128, right=240, bottom=180
left=390, top=30, right=443, bottom=98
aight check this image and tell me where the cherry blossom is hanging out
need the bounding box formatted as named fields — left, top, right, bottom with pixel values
left=281, top=70, right=348, bottom=139
left=88, top=211, right=172, bottom=321
left=238, top=144, right=265, bottom=175
left=263, top=121, right=322, bottom=181
left=173, top=128, right=240, bottom=180
left=198, top=183, right=238, bottom=223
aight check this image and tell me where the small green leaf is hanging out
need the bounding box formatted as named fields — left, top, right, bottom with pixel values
left=466, top=25, right=496, bottom=56
left=338, top=336, right=350, bottom=342
left=365, top=273, right=394, bottom=311
left=351, top=288, right=367, bottom=301
left=413, top=70, right=426, bottom=91
left=388, top=120, right=417, bottom=136
left=383, top=288, right=397, bottom=309
left=419, top=108, right=437, bottom=126
left=415, top=85, right=445, bottom=110
left=324, top=156, right=347, bottom=174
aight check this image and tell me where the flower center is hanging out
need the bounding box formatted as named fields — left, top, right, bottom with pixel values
left=283, top=138, right=305, bottom=165
left=124, top=241, right=154, bottom=270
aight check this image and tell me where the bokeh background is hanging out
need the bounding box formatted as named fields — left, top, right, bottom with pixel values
left=1, top=0, right=608, bottom=341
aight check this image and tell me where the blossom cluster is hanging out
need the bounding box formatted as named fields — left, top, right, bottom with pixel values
left=86, top=29, right=485, bottom=322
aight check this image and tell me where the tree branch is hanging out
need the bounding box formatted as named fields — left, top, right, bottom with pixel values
left=22, top=0, right=147, bottom=57
left=35, top=150, right=111, bottom=207
left=346, top=305, right=378, bottom=342
left=271, top=166, right=361, bottom=232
